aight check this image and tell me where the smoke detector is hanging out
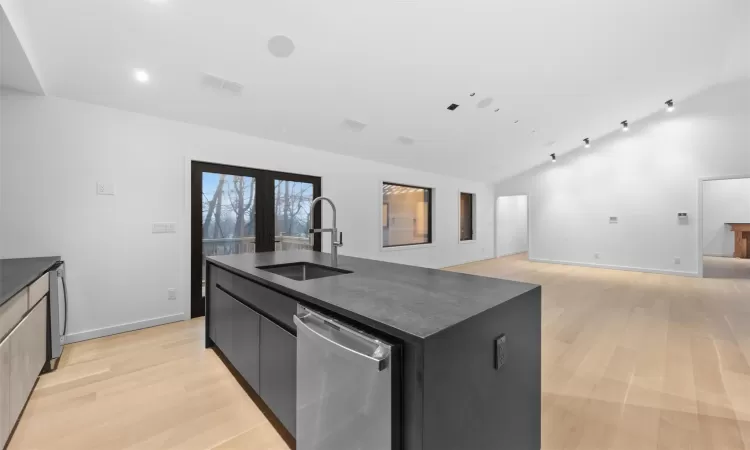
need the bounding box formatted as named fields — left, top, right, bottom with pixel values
left=200, top=73, right=244, bottom=95
left=268, top=35, right=296, bottom=58
left=477, top=97, right=493, bottom=108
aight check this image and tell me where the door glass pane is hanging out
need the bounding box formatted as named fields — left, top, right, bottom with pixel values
left=274, top=179, right=315, bottom=251
left=202, top=173, right=256, bottom=290
left=382, top=182, right=432, bottom=247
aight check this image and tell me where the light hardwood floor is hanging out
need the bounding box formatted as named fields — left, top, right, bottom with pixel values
left=446, top=253, right=750, bottom=450
left=704, top=256, right=750, bottom=280
left=10, top=253, right=750, bottom=449
left=9, top=319, right=291, bottom=450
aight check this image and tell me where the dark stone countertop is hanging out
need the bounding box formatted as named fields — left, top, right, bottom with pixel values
left=0, top=257, right=61, bottom=307
left=207, top=251, right=539, bottom=341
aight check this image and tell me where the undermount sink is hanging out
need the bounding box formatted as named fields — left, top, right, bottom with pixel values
left=257, top=262, right=353, bottom=281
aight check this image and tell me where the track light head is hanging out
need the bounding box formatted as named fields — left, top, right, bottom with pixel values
left=665, top=99, right=674, bottom=112
left=583, top=138, right=590, bottom=148
left=550, top=153, right=556, bottom=162
left=621, top=120, right=629, bottom=132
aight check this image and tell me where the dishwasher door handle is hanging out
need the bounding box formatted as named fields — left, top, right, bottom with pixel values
left=294, top=314, right=390, bottom=372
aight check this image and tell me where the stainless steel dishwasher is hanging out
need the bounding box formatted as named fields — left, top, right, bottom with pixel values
left=294, top=305, right=395, bottom=450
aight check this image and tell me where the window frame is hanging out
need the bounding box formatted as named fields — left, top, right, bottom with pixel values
left=380, top=181, right=435, bottom=250
left=458, top=191, right=477, bottom=243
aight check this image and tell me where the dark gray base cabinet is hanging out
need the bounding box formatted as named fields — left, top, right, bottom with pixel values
left=207, top=264, right=296, bottom=437
left=259, top=317, right=296, bottom=437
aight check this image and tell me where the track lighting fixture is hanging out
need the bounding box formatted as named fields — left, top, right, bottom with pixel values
left=583, top=138, right=590, bottom=148
left=621, top=120, right=629, bottom=132
left=550, top=153, right=556, bottom=162
left=665, top=99, right=674, bottom=112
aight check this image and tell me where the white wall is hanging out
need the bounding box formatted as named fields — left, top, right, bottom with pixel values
left=495, top=195, right=528, bottom=257
left=495, top=78, right=750, bottom=276
left=702, top=178, right=750, bottom=257
left=0, top=91, right=494, bottom=342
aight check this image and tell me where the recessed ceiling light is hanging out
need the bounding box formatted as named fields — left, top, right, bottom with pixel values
left=268, top=35, right=295, bottom=58
left=477, top=97, right=493, bottom=109
left=134, top=69, right=149, bottom=83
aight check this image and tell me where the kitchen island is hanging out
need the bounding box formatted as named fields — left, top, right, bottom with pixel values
left=206, top=251, right=541, bottom=450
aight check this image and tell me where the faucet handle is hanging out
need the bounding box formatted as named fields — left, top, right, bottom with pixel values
left=338, top=232, right=343, bottom=246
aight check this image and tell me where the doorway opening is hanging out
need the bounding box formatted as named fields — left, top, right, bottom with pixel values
left=190, top=161, right=321, bottom=318
left=495, top=195, right=529, bottom=260
left=699, top=176, right=750, bottom=280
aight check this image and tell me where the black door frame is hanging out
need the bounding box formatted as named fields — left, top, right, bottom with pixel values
left=191, top=161, right=322, bottom=318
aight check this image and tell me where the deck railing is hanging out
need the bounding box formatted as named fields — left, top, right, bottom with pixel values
left=201, top=235, right=312, bottom=278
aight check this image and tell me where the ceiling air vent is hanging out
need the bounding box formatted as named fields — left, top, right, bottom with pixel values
left=200, top=73, right=244, bottom=95
left=341, top=119, right=367, bottom=132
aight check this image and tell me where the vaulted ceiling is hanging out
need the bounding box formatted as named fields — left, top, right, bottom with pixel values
left=2, top=0, right=748, bottom=181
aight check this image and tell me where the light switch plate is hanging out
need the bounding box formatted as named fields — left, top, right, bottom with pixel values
left=167, top=288, right=177, bottom=301
left=152, top=222, right=176, bottom=234
left=96, top=182, right=115, bottom=195
left=609, top=216, right=618, bottom=224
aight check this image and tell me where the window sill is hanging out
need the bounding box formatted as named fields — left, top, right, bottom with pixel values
left=380, top=243, right=436, bottom=252
left=459, top=239, right=478, bottom=245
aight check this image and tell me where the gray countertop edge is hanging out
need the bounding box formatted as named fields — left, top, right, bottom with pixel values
left=0, top=256, right=61, bottom=307
left=206, top=254, right=540, bottom=343
left=206, top=257, right=423, bottom=343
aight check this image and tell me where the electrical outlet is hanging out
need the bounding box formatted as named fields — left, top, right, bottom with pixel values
left=674, top=257, right=681, bottom=265
left=494, top=334, right=507, bottom=370
left=96, top=182, right=115, bottom=195
left=594, top=252, right=600, bottom=259
left=609, top=216, right=618, bottom=224
left=167, top=288, right=177, bottom=301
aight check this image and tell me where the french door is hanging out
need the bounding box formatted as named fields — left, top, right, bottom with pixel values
left=191, top=161, right=321, bottom=318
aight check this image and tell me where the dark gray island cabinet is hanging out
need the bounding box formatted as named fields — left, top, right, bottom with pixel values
left=206, top=251, right=541, bottom=450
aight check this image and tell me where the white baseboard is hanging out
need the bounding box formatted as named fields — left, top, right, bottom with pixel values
left=528, top=257, right=699, bottom=278
left=495, top=250, right=528, bottom=258
left=703, top=253, right=734, bottom=258
left=64, top=313, right=186, bottom=344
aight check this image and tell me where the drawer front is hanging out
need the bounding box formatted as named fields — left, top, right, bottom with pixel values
left=230, top=300, right=261, bottom=391
left=28, top=272, right=50, bottom=309
left=231, top=276, right=297, bottom=331
left=0, top=289, right=28, bottom=342
left=0, top=334, right=11, bottom=447
left=216, top=266, right=234, bottom=292
left=213, top=289, right=234, bottom=359
left=260, top=317, right=297, bottom=437
left=9, top=297, right=47, bottom=423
